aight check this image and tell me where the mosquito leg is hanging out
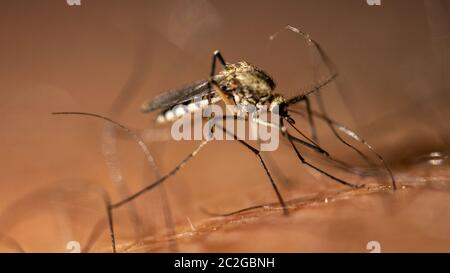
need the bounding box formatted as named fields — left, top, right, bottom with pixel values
left=218, top=125, right=288, bottom=215
left=158, top=184, right=178, bottom=252
left=104, top=195, right=116, bottom=253
left=331, top=121, right=397, bottom=190
left=106, top=140, right=208, bottom=251
left=201, top=204, right=265, bottom=217
left=206, top=50, right=227, bottom=134
left=82, top=217, right=107, bottom=253
left=289, top=101, right=377, bottom=169
left=208, top=50, right=227, bottom=99
left=316, top=93, right=377, bottom=167
left=260, top=147, right=291, bottom=187
left=283, top=131, right=369, bottom=177
left=286, top=132, right=364, bottom=189
left=111, top=140, right=209, bottom=209
left=281, top=118, right=372, bottom=178
left=272, top=25, right=377, bottom=167
left=280, top=130, right=328, bottom=155
left=282, top=116, right=329, bottom=156
left=270, top=25, right=338, bottom=105
left=304, top=96, right=318, bottom=143
left=296, top=108, right=397, bottom=189
left=52, top=112, right=195, bottom=252
left=288, top=107, right=396, bottom=188
left=103, top=128, right=144, bottom=238
left=92, top=187, right=176, bottom=253
left=210, top=50, right=226, bottom=77
left=304, top=28, right=378, bottom=167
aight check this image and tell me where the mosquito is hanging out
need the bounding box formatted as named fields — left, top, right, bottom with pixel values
left=53, top=25, right=396, bottom=252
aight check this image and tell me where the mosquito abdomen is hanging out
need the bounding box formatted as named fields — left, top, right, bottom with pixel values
left=155, top=97, right=222, bottom=124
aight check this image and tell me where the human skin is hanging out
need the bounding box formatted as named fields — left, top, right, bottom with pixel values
left=1, top=0, right=449, bottom=253
left=115, top=164, right=450, bottom=253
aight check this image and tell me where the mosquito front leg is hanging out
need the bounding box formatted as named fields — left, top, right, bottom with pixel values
left=286, top=132, right=364, bottom=189
left=207, top=50, right=228, bottom=134
left=208, top=50, right=227, bottom=102
left=210, top=50, right=226, bottom=77
left=272, top=25, right=378, bottom=167
left=303, top=96, right=318, bottom=143
left=217, top=124, right=288, bottom=215
left=294, top=108, right=397, bottom=189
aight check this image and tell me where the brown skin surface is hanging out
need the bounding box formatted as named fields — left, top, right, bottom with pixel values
left=115, top=164, right=450, bottom=253
left=0, top=0, right=449, bottom=252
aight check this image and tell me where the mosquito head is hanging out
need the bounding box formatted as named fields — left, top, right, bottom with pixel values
left=269, top=94, right=290, bottom=118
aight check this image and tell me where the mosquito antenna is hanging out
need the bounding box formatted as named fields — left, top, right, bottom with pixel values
left=285, top=74, right=337, bottom=106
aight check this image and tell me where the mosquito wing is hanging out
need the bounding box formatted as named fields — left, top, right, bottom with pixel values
left=142, top=80, right=215, bottom=113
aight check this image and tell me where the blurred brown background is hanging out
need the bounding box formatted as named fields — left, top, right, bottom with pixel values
left=0, top=0, right=449, bottom=252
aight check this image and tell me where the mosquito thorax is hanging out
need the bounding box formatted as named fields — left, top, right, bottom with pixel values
left=214, top=61, right=289, bottom=116
left=216, top=61, right=276, bottom=105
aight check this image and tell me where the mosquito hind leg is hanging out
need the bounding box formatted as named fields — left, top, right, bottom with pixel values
left=53, top=112, right=207, bottom=252
left=107, top=140, right=209, bottom=251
